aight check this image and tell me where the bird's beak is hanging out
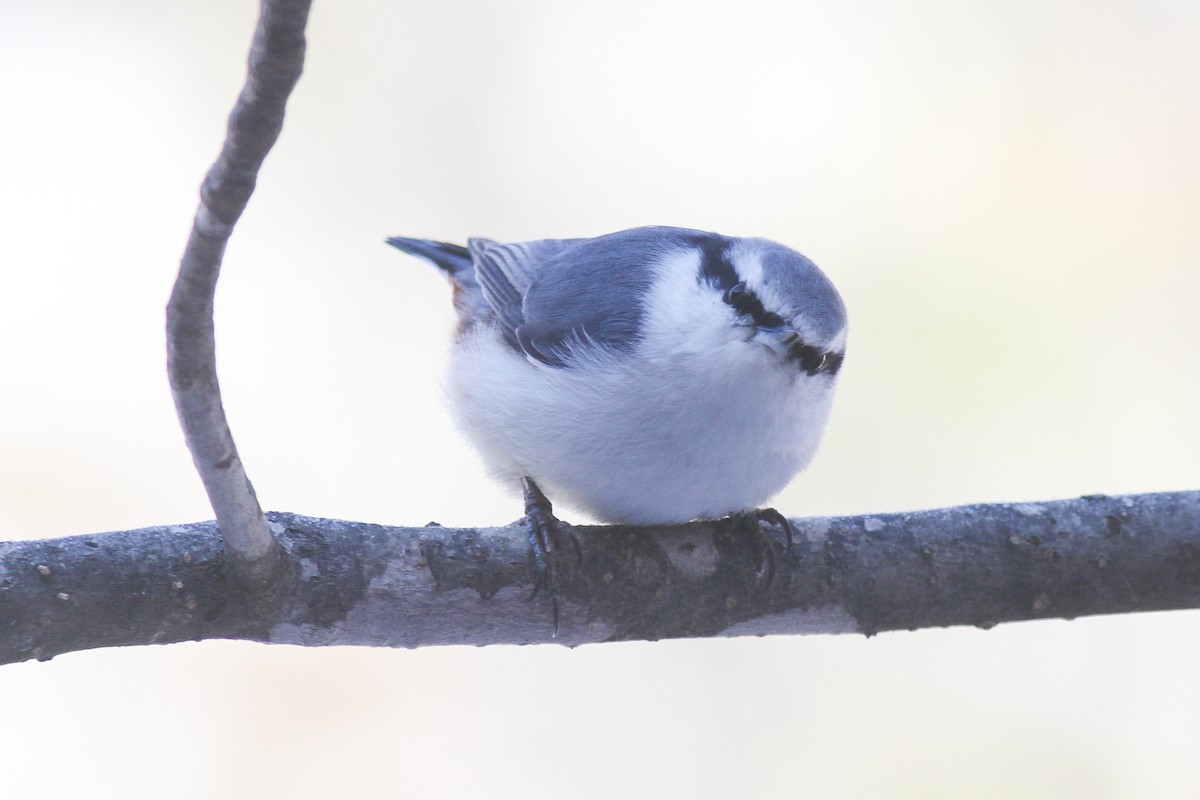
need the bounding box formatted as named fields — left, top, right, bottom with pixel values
left=756, top=327, right=840, bottom=376
left=754, top=326, right=800, bottom=359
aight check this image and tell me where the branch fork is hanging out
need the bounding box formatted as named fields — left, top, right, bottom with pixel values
left=164, top=0, right=312, bottom=588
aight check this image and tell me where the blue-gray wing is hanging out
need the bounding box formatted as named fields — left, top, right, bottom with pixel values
left=468, top=238, right=579, bottom=349
left=472, top=227, right=704, bottom=367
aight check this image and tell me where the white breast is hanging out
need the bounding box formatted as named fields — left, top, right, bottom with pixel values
left=445, top=249, right=839, bottom=524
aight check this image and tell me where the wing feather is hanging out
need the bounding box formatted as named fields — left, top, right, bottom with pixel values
left=468, top=227, right=711, bottom=367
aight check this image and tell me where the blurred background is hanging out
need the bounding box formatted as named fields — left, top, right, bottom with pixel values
left=3, top=1, right=1200, bottom=797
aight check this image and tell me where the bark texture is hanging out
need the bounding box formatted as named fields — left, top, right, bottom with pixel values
left=2, top=491, right=1197, bottom=665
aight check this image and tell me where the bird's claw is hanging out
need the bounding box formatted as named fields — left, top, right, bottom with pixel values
left=754, top=507, right=796, bottom=557
left=730, top=507, right=796, bottom=589
left=522, top=477, right=573, bottom=635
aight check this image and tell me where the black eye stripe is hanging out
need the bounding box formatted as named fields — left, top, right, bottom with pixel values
left=724, top=281, right=786, bottom=329
left=789, top=343, right=845, bottom=377
left=708, top=264, right=845, bottom=376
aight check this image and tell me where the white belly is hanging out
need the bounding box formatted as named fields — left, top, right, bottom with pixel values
left=446, top=327, right=836, bottom=524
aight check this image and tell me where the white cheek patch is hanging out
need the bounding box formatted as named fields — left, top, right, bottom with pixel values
left=638, top=249, right=746, bottom=357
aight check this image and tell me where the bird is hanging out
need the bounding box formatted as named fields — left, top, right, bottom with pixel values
left=387, top=226, right=846, bottom=627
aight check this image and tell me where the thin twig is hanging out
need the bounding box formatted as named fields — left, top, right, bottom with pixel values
left=2, top=491, right=1198, bottom=665
left=165, top=0, right=312, bottom=588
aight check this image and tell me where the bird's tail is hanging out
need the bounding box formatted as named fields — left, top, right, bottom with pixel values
left=387, top=236, right=491, bottom=331
left=386, top=237, right=474, bottom=278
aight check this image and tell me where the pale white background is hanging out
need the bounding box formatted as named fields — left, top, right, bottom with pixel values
left=3, top=1, right=1200, bottom=797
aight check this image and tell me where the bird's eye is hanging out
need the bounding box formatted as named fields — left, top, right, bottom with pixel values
left=723, top=281, right=788, bottom=331
left=724, top=281, right=759, bottom=318
left=791, top=347, right=844, bottom=377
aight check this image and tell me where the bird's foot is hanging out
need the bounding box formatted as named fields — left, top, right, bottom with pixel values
left=754, top=507, right=796, bottom=555
left=521, top=477, right=579, bottom=636
left=729, top=508, right=797, bottom=588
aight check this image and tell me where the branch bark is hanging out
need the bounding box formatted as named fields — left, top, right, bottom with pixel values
left=2, top=491, right=1198, bottom=665
left=165, top=0, right=311, bottom=588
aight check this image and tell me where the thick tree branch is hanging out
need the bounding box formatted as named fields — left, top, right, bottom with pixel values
left=2, top=491, right=1198, bottom=665
left=165, top=0, right=311, bottom=588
